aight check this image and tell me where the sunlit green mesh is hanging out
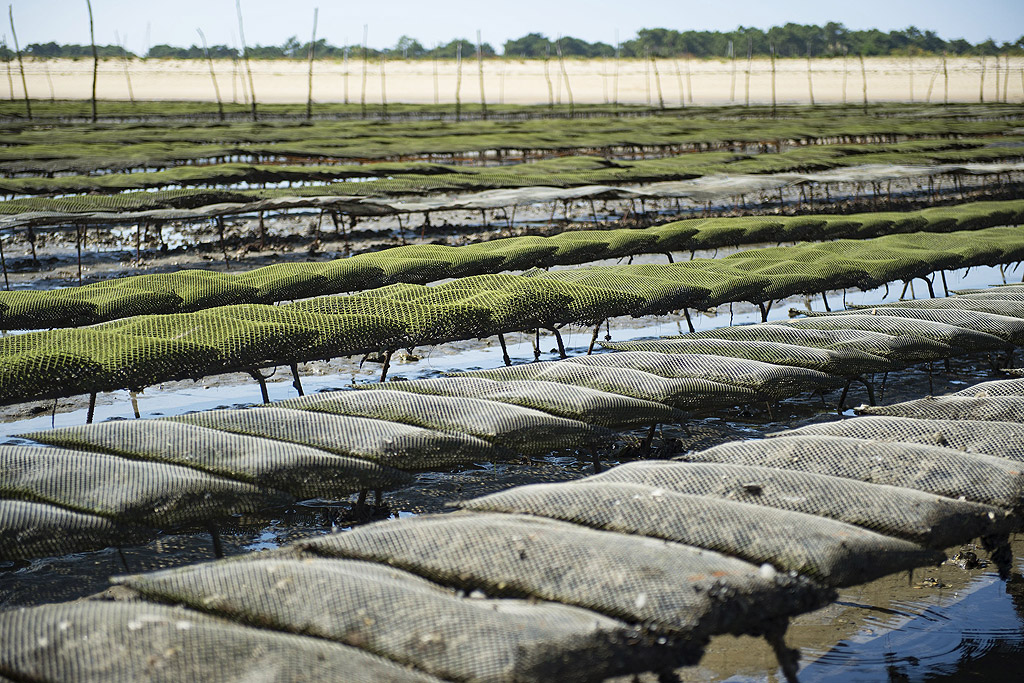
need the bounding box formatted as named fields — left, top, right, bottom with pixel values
left=169, top=407, right=502, bottom=470
left=0, top=350, right=105, bottom=402
left=548, top=229, right=661, bottom=260
left=0, top=328, right=222, bottom=392
left=462, top=481, right=941, bottom=587
left=96, top=311, right=317, bottom=371
left=0, top=498, right=151, bottom=561
left=465, top=237, right=560, bottom=271
left=315, top=257, right=390, bottom=292
left=21, top=421, right=412, bottom=500
left=851, top=297, right=1024, bottom=319
left=121, top=556, right=663, bottom=683
left=951, top=378, right=1024, bottom=398
left=858, top=395, right=1024, bottom=423
left=776, top=416, right=1024, bottom=463
left=776, top=314, right=1013, bottom=353
left=601, top=338, right=893, bottom=378
left=362, top=377, right=686, bottom=428
left=815, top=307, right=1024, bottom=344
left=673, top=216, right=782, bottom=250
left=680, top=436, right=1024, bottom=510
left=564, top=350, right=845, bottom=400
left=275, top=390, right=609, bottom=456
left=642, top=222, right=699, bottom=252
left=230, top=262, right=334, bottom=303
left=293, top=293, right=488, bottom=346
left=628, top=262, right=771, bottom=309
left=0, top=601, right=442, bottom=683
left=62, top=282, right=185, bottom=323
left=438, top=275, right=612, bottom=327
left=380, top=244, right=506, bottom=277
left=675, top=323, right=954, bottom=364
left=358, top=255, right=452, bottom=285
left=120, top=269, right=258, bottom=311
left=526, top=268, right=707, bottom=318
left=456, top=362, right=757, bottom=410
left=0, top=289, right=101, bottom=329
left=205, top=305, right=405, bottom=361
left=589, top=461, right=1012, bottom=549
left=301, top=513, right=833, bottom=640
left=0, top=445, right=287, bottom=528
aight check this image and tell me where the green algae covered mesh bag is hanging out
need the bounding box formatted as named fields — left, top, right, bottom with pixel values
left=588, top=461, right=1012, bottom=549
left=302, top=512, right=833, bottom=641
left=275, top=389, right=610, bottom=456
left=396, top=283, right=560, bottom=335
left=0, top=445, right=289, bottom=528
left=680, top=436, right=1024, bottom=511
left=0, top=289, right=100, bottom=330
left=812, top=307, right=1024, bottom=344
left=857, top=395, right=1024, bottom=424
left=527, top=267, right=708, bottom=318
left=121, top=269, right=258, bottom=311
left=72, top=283, right=184, bottom=321
left=600, top=338, right=893, bottom=378
left=21, top=420, right=411, bottom=501
left=121, top=556, right=675, bottom=683
left=363, top=377, right=686, bottom=429
left=0, top=498, right=152, bottom=561
left=0, top=601, right=442, bottom=683
left=358, top=255, right=452, bottom=285
left=169, top=407, right=503, bottom=470
left=851, top=297, right=1024, bottom=319
left=677, top=323, right=954, bottom=364
left=462, top=481, right=941, bottom=588
left=456, top=361, right=757, bottom=410
left=563, top=350, right=845, bottom=400
left=466, top=237, right=560, bottom=271
left=376, top=243, right=506, bottom=278
left=776, top=314, right=1013, bottom=353
left=628, top=262, right=770, bottom=309
left=229, top=262, right=334, bottom=303
left=951, top=378, right=1024, bottom=398
left=0, top=350, right=105, bottom=403
left=774, top=416, right=1024, bottom=463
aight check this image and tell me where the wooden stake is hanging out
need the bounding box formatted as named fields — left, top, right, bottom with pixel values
left=306, top=7, right=318, bottom=120
left=555, top=38, right=574, bottom=116
left=859, top=53, right=868, bottom=114
left=674, top=58, right=684, bottom=106
left=770, top=43, right=776, bottom=116
left=431, top=53, right=438, bottom=105
left=729, top=40, right=736, bottom=102
left=476, top=29, right=487, bottom=119
left=979, top=56, right=985, bottom=103
left=8, top=6, right=28, bottom=119
left=612, top=30, right=620, bottom=106
left=650, top=53, right=664, bottom=109
left=745, top=38, right=752, bottom=106
left=114, top=30, right=133, bottom=104
left=943, top=52, right=949, bottom=104
left=2, top=35, right=11, bottom=100
left=197, top=28, right=224, bottom=120
left=543, top=45, right=553, bottom=109
left=379, top=53, right=387, bottom=118
left=235, top=0, right=257, bottom=120
left=806, top=42, right=814, bottom=106
left=360, top=24, right=368, bottom=118
left=908, top=54, right=913, bottom=102
left=86, top=0, right=97, bottom=122
left=684, top=48, right=693, bottom=103
left=455, top=42, right=463, bottom=121
left=842, top=47, right=848, bottom=104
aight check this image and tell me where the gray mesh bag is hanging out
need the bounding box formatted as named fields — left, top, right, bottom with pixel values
left=0, top=498, right=152, bottom=560
left=950, top=378, right=1024, bottom=398
left=587, top=461, right=1013, bottom=549
left=455, top=362, right=757, bottom=410
left=851, top=297, right=1024, bottom=320
left=461, top=481, right=942, bottom=587
left=857, top=395, right=1024, bottom=424
left=562, top=351, right=845, bottom=400
left=676, top=323, right=954, bottom=364
left=776, top=315, right=1013, bottom=353
left=600, top=338, right=893, bottom=378
left=169, top=407, right=503, bottom=470
left=0, top=600, right=441, bottom=683
left=301, top=512, right=833, bottom=641
left=21, top=420, right=412, bottom=500
left=275, top=389, right=610, bottom=456
left=774, top=416, right=1024, bottom=463
left=0, top=445, right=289, bottom=528
left=812, top=307, right=1024, bottom=344
left=361, top=377, right=687, bottom=428
left=680, top=436, right=1024, bottom=510
left=121, top=556, right=674, bottom=682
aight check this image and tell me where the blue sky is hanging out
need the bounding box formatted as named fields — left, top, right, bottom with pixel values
left=10, top=0, right=1023, bottom=54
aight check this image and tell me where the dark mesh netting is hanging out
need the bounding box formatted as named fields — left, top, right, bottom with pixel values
left=562, top=351, right=845, bottom=400
left=951, top=378, right=1024, bottom=398
left=587, top=461, right=1012, bottom=549
left=775, top=416, right=1024, bottom=463
left=274, top=389, right=609, bottom=456
left=775, top=315, right=1013, bottom=353
left=0, top=601, right=441, bottom=683
left=455, top=361, right=758, bottom=410
left=527, top=268, right=708, bottom=318
left=0, top=445, right=288, bottom=528
left=600, top=338, right=893, bottom=378
left=20, top=420, right=412, bottom=500
left=676, top=323, right=954, bottom=364
left=857, top=395, right=1024, bottom=424
left=0, top=498, right=152, bottom=561
left=168, top=407, right=503, bottom=470
left=360, top=377, right=686, bottom=428
left=461, top=481, right=941, bottom=587
left=852, top=297, right=1024, bottom=319
left=679, top=436, right=1024, bottom=510
left=301, top=512, right=834, bottom=640
left=0, top=350, right=105, bottom=403
left=121, top=269, right=259, bottom=311
left=121, top=556, right=674, bottom=682
left=811, top=307, right=1024, bottom=344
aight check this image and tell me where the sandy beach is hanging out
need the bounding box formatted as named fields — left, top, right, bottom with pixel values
left=12, top=55, right=1023, bottom=106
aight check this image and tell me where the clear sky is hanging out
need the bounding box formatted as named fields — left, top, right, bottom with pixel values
left=9, top=0, right=1023, bottom=55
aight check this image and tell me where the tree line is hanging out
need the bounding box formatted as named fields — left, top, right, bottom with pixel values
left=12, top=23, right=1024, bottom=60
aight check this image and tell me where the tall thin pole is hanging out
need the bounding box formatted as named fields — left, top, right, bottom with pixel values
left=806, top=42, right=814, bottom=106
left=729, top=39, right=736, bottom=102
left=943, top=52, right=949, bottom=104
left=770, top=42, right=776, bottom=116
left=543, top=44, right=553, bottom=109
left=979, top=56, right=986, bottom=103
left=745, top=37, right=752, bottom=106
left=342, top=46, right=349, bottom=105
left=455, top=42, right=462, bottom=121
left=114, top=30, right=134, bottom=104
left=476, top=30, right=487, bottom=119
left=908, top=54, right=914, bottom=102
left=1002, top=54, right=1010, bottom=103
left=674, top=58, right=684, bottom=106
left=612, top=30, right=620, bottom=107
left=3, top=36, right=12, bottom=101
left=556, top=37, right=574, bottom=116
left=306, top=7, right=318, bottom=120
left=650, top=53, right=664, bottom=109
left=86, top=0, right=97, bottom=122
left=197, top=28, right=224, bottom=120
left=8, top=5, right=28, bottom=119
left=360, top=24, right=368, bottom=118
left=379, top=52, right=387, bottom=118
left=684, top=47, right=693, bottom=104
left=431, top=52, right=438, bottom=105
left=842, top=47, right=848, bottom=105
left=859, top=52, right=868, bottom=114
left=235, top=0, right=257, bottom=120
